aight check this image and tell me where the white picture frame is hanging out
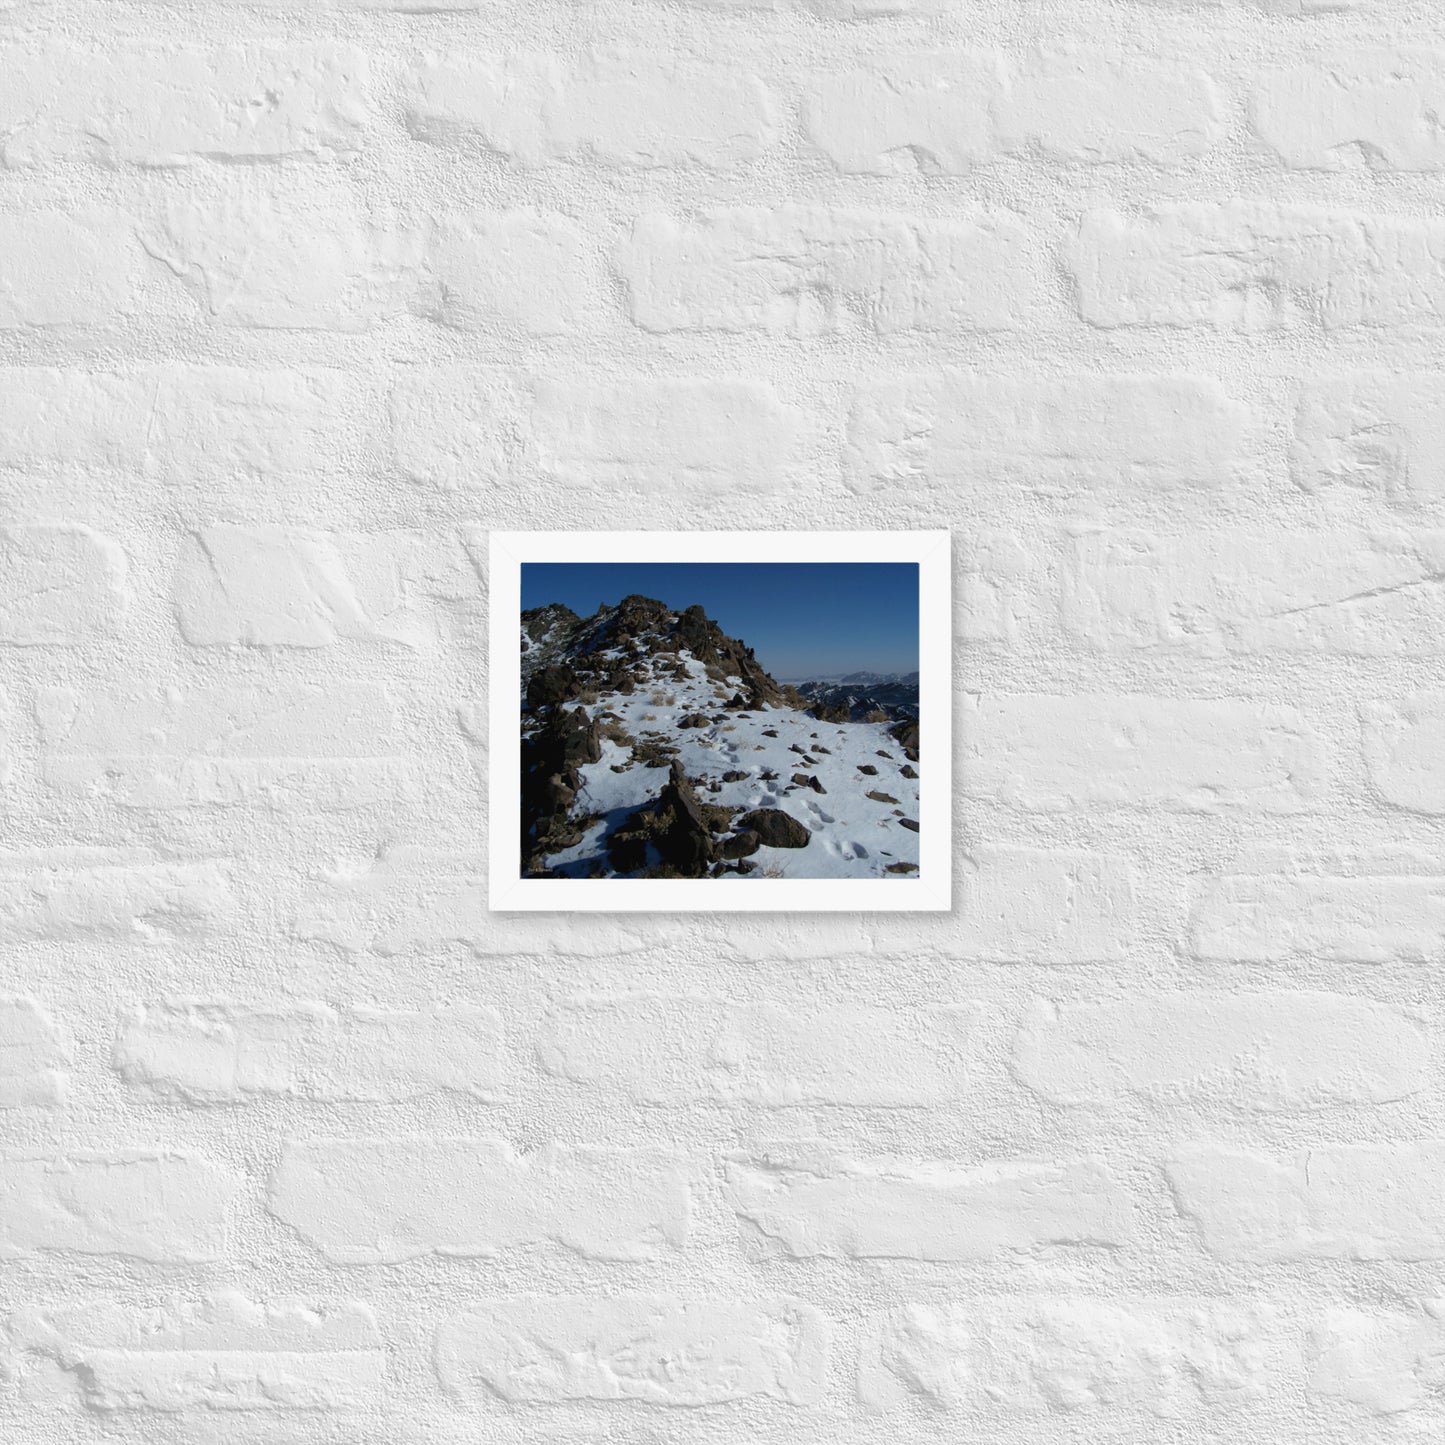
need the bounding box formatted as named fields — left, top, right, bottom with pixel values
left=488, top=530, right=952, bottom=912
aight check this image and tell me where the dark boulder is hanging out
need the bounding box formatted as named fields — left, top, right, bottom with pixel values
left=677, top=712, right=711, bottom=729
left=792, top=773, right=826, bottom=794
left=550, top=708, right=602, bottom=767
left=899, top=818, right=920, bottom=833
left=722, top=769, right=748, bottom=782
left=736, top=808, right=811, bottom=848
left=866, top=790, right=899, bottom=804
left=890, top=718, right=920, bottom=760
left=526, top=663, right=576, bottom=709
left=858, top=764, right=878, bottom=776
left=900, top=764, right=919, bottom=779
left=720, top=829, right=761, bottom=859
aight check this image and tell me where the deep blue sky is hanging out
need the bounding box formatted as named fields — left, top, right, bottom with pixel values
left=522, top=562, right=919, bottom=678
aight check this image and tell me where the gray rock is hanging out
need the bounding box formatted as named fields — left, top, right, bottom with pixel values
left=736, top=808, right=811, bottom=849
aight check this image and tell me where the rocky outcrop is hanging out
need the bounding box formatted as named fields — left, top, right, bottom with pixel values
left=521, top=706, right=603, bottom=872
left=608, top=761, right=718, bottom=878
left=889, top=718, right=920, bottom=761
left=520, top=594, right=788, bottom=708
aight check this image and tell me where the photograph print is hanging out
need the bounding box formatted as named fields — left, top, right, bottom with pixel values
left=489, top=531, right=951, bottom=911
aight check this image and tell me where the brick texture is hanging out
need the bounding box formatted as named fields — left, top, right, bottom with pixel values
left=5, top=2, right=1442, bottom=1441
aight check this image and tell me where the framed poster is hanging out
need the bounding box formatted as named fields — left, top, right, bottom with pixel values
left=489, top=531, right=951, bottom=911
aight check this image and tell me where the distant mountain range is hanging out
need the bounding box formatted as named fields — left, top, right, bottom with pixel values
left=781, top=670, right=920, bottom=687
left=789, top=673, right=920, bottom=724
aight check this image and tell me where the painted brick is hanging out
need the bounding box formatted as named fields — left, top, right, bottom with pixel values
left=173, top=526, right=481, bottom=647
left=420, top=215, right=597, bottom=335
left=409, top=54, right=773, bottom=169
left=290, top=847, right=488, bottom=953
left=1309, top=1303, right=1445, bottom=1415
left=619, top=207, right=1044, bottom=334
left=391, top=370, right=803, bottom=494
left=269, top=1137, right=687, bottom=1262
left=35, top=684, right=415, bottom=810
left=998, top=50, right=1222, bottom=163
left=1014, top=992, right=1428, bottom=1109
left=1168, top=1143, right=1445, bottom=1260
left=0, top=43, right=369, bottom=167
left=141, top=198, right=420, bottom=331
left=435, top=1297, right=827, bottom=1405
left=9, top=1291, right=384, bottom=1410
left=0, top=212, right=141, bottom=326
left=1190, top=857, right=1445, bottom=964
left=962, top=695, right=1329, bottom=812
left=1364, top=690, right=1445, bottom=812
left=538, top=995, right=974, bottom=1105
left=527, top=376, right=802, bottom=491
left=1291, top=373, right=1445, bottom=505
left=0, top=367, right=357, bottom=482
left=0, top=525, right=127, bottom=644
left=0, top=849, right=233, bottom=943
left=0, top=998, right=66, bottom=1107
left=860, top=1298, right=1292, bottom=1412
left=959, top=845, right=1137, bottom=962
left=291, top=847, right=678, bottom=958
left=2, top=8, right=1438, bottom=1439
left=1068, top=204, right=1445, bottom=330
left=0, top=1151, right=236, bottom=1261
left=115, top=1002, right=505, bottom=1103
left=957, top=531, right=1034, bottom=642
left=388, top=369, right=514, bottom=490
left=846, top=372, right=1249, bottom=493
left=1253, top=52, right=1445, bottom=171
left=1064, top=527, right=1445, bottom=654
left=802, top=54, right=1000, bottom=174
left=728, top=1147, right=1132, bottom=1258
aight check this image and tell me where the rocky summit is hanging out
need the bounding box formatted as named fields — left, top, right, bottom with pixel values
left=519, top=596, right=922, bottom=880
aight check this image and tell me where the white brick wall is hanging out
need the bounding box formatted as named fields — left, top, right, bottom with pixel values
left=1, top=0, right=1443, bottom=1438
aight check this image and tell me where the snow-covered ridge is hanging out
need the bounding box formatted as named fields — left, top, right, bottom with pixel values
left=519, top=598, right=921, bottom=881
